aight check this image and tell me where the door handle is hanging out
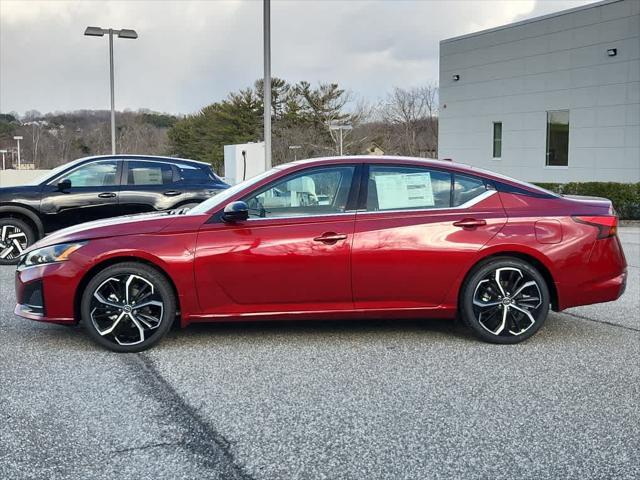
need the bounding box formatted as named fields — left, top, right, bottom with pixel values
left=313, top=232, right=348, bottom=244
left=163, top=190, right=182, bottom=197
left=453, top=218, right=487, bottom=228
left=98, top=192, right=116, bottom=199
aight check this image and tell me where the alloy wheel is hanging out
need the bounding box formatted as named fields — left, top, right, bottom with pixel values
left=472, top=267, right=543, bottom=337
left=90, top=274, right=164, bottom=346
left=0, top=224, right=28, bottom=260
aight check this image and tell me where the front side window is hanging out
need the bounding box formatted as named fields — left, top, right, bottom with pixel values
left=244, top=166, right=355, bottom=218
left=127, top=161, right=174, bottom=186
left=546, top=110, right=569, bottom=166
left=453, top=174, right=488, bottom=207
left=492, top=122, right=502, bottom=158
left=62, top=161, right=118, bottom=187
left=366, top=165, right=451, bottom=211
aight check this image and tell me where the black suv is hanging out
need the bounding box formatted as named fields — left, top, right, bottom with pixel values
left=0, top=155, right=229, bottom=264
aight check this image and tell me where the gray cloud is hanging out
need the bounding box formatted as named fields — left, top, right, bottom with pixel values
left=0, top=0, right=595, bottom=115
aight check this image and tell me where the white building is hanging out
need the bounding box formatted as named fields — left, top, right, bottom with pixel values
left=438, top=0, right=640, bottom=183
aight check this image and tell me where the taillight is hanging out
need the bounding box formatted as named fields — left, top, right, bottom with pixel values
left=573, top=215, right=618, bottom=239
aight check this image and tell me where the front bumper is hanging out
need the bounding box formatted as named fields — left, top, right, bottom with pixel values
left=14, top=263, right=79, bottom=324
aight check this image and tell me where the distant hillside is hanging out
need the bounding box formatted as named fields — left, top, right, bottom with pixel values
left=0, top=110, right=179, bottom=169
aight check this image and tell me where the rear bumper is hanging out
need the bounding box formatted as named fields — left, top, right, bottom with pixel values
left=558, top=268, right=627, bottom=310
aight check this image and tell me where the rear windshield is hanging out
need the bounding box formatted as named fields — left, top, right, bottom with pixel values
left=467, top=166, right=560, bottom=197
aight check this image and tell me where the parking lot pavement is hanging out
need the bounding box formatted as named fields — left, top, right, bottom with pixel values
left=1, top=228, right=638, bottom=480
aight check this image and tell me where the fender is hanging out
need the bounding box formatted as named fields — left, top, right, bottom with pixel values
left=0, top=204, right=45, bottom=238
left=441, top=242, right=557, bottom=310
left=75, top=242, right=199, bottom=327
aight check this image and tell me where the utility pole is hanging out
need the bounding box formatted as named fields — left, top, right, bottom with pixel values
left=108, top=29, right=116, bottom=155
left=13, top=136, right=23, bottom=168
left=329, top=124, right=352, bottom=156
left=263, top=0, right=272, bottom=170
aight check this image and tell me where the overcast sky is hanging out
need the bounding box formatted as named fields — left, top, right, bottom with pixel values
left=1, top=0, right=596, bottom=116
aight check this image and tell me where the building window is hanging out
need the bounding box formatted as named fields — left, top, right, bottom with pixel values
left=546, top=110, right=569, bottom=166
left=492, top=122, right=502, bottom=158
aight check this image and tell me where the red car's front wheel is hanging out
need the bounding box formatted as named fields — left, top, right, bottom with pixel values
left=461, top=257, right=550, bottom=344
left=81, top=262, right=176, bottom=352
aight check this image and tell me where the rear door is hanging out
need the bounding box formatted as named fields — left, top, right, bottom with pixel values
left=352, top=164, right=507, bottom=309
left=119, top=159, right=180, bottom=215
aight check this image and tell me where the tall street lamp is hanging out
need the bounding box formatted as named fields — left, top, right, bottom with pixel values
left=13, top=136, right=23, bottom=168
left=84, top=26, right=138, bottom=155
left=263, top=0, right=272, bottom=170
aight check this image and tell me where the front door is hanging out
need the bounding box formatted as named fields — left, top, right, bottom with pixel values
left=40, top=159, right=121, bottom=231
left=194, top=165, right=358, bottom=315
left=352, top=164, right=507, bottom=309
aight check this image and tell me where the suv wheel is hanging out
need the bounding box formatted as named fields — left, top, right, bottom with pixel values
left=461, top=257, right=550, bottom=344
left=81, top=262, right=176, bottom=352
left=0, top=218, right=35, bottom=265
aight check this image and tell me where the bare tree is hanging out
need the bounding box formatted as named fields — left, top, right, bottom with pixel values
left=379, top=84, right=438, bottom=157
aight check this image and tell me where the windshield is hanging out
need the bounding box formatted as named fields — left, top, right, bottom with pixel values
left=187, top=168, right=277, bottom=215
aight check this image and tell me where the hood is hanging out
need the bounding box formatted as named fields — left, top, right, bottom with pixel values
left=28, top=212, right=176, bottom=252
left=0, top=185, right=41, bottom=197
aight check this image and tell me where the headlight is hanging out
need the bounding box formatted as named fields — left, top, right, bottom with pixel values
left=19, top=242, right=87, bottom=269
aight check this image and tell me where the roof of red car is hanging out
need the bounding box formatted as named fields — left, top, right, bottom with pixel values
left=279, top=156, right=554, bottom=196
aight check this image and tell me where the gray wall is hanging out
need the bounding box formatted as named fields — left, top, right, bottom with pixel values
left=438, top=0, right=640, bottom=183
left=0, top=170, right=50, bottom=187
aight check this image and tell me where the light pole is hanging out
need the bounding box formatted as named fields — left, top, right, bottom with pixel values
left=263, top=0, right=272, bottom=170
left=329, top=124, right=353, bottom=156
left=84, top=26, right=138, bottom=155
left=13, top=136, right=23, bottom=168
left=0, top=149, right=7, bottom=170
left=288, top=145, right=301, bottom=161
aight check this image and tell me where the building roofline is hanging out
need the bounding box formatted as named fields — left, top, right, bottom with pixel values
left=440, top=0, right=620, bottom=45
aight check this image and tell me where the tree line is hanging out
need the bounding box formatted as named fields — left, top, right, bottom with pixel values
left=0, top=79, right=438, bottom=174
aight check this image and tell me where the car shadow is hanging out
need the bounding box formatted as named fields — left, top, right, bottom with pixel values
left=165, top=316, right=478, bottom=345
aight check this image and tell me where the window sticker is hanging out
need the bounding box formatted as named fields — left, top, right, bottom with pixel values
left=132, top=168, right=162, bottom=185
left=374, top=172, right=435, bottom=210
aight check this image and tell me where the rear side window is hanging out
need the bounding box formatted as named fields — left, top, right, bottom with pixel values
left=127, top=161, right=174, bottom=186
left=366, top=165, right=451, bottom=211
left=176, top=163, right=215, bottom=184
left=453, top=175, right=488, bottom=206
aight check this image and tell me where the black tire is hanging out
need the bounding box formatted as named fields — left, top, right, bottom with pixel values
left=81, top=262, right=176, bottom=352
left=460, top=256, right=550, bottom=344
left=0, top=217, right=36, bottom=265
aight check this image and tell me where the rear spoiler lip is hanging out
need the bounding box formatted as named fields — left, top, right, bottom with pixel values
left=562, top=194, right=611, bottom=202
left=563, top=194, right=615, bottom=215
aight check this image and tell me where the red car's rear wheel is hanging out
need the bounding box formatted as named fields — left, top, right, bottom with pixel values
left=461, top=257, right=550, bottom=344
left=81, top=262, right=176, bottom=352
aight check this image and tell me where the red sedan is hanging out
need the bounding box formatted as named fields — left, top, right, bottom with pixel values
left=15, top=157, right=627, bottom=352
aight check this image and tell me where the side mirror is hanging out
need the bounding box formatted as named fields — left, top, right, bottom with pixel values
left=222, top=201, right=249, bottom=223
left=57, top=179, right=72, bottom=192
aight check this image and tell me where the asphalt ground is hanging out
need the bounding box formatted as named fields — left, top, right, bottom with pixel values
left=1, top=227, right=638, bottom=480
